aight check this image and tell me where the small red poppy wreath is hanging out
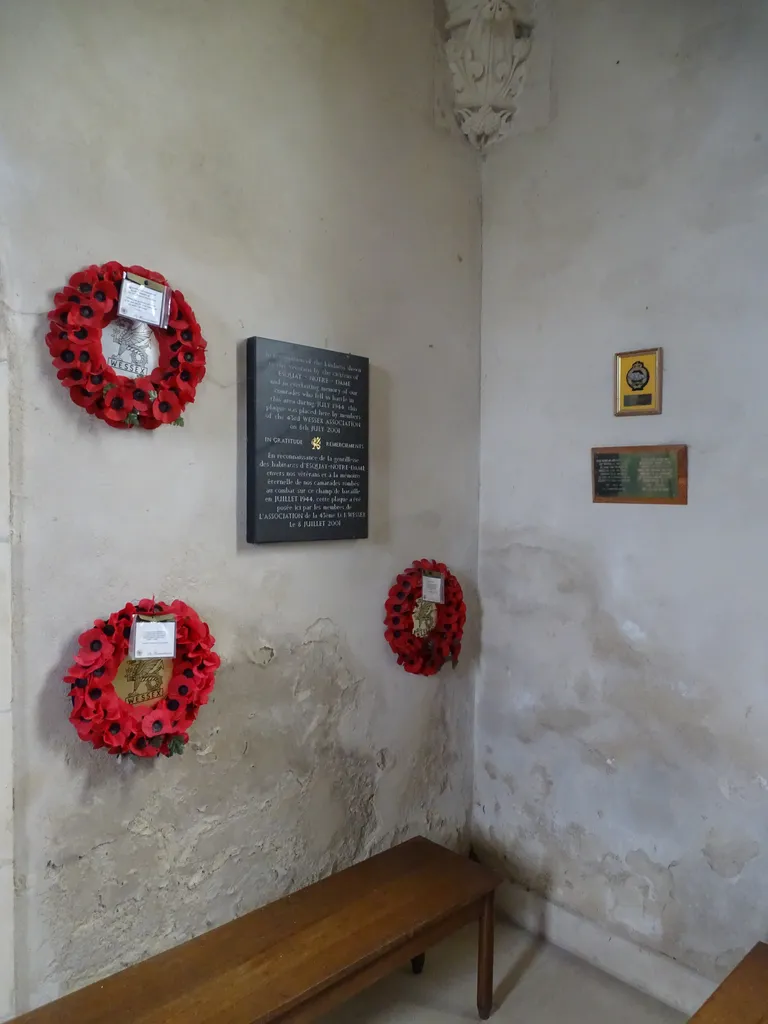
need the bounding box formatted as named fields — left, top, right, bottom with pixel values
left=65, top=599, right=220, bottom=758
left=46, top=262, right=206, bottom=429
left=384, top=559, right=466, bottom=676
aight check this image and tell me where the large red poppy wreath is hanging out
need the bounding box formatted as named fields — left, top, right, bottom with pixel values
left=66, top=599, right=220, bottom=758
left=384, top=559, right=466, bottom=676
left=46, top=262, right=206, bottom=428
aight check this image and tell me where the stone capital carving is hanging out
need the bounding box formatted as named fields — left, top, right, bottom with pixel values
left=440, top=0, right=537, bottom=151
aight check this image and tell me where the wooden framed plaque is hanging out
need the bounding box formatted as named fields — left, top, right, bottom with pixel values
left=592, top=445, right=687, bottom=505
left=615, top=347, right=662, bottom=416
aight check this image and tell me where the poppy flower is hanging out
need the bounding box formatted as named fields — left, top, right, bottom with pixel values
left=75, top=627, right=115, bottom=668
left=102, top=261, right=126, bottom=283
left=103, top=720, right=132, bottom=749
left=142, top=706, right=173, bottom=738
left=163, top=695, right=185, bottom=727
left=70, top=691, right=88, bottom=718
left=200, top=649, right=220, bottom=671
left=65, top=669, right=89, bottom=690
left=52, top=346, right=81, bottom=371
left=81, top=682, right=110, bottom=712
left=87, top=279, right=118, bottom=316
left=385, top=595, right=410, bottom=617
left=174, top=658, right=205, bottom=684
left=401, top=655, right=425, bottom=674
left=152, top=390, right=181, bottom=424
left=150, top=367, right=173, bottom=388
left=96, top=688, right=123, bottom=720
left=57, top=345, right=94, bottom=377
left=94, top=408, right=132, bottom=430
left=173, top=608, right=204, bottom=642
left=195, top=674, right=216, bottom=705
left=66, top=299, right=100, bottom=328
left=127, top=265, right=167, bottom=287
left=102, top=385, right=134, bottom=423
left=393, top=575, right=415, bottom=597
left=173, top=372, right=198, bottom=401
left=47, top=304, right=69, bottom=326
left=168, top=674, right=199, bottom=702
left=54, top=286, right=84, bottom=309
left=93, top=617, right=117, bottom=638
left=46, top=329, right=72, bottom=356
left=127, top=384, right=153, bottom=414
left=56, top=367, right=89, bottom=391
left=72, top=714, right=106, bottom=746
left=177, top=346, right=205, bottom=374
left=136, top=414, right=161, bottom=430
left=385, top=627, right=407, bottom=649
left=128, top=733, right=156, bottom=758
left=438, top=605, right=459, bottom=626
left=51, top=325, right=99, bottom=358
left=68, top=266, right=102, bottom=295
left=168, top=294, right=199, bottom=333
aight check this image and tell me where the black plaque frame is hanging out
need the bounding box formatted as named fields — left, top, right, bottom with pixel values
left=246, top=337, right=369, bottom=543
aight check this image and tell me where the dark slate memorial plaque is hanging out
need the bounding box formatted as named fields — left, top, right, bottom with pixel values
left=246, top=337, right=369, bottom=543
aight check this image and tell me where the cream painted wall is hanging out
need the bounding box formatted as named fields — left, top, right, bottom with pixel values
left=0, top=347, right=14, bottom=1019
left=0, top=0, right=481, bottom=1014
left=478, top=0, right=768, bottom=993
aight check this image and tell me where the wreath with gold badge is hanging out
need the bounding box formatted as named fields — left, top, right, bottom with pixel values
left=46, top=262, right=206, bottom=429
left=384, top=559, right=466, bottom=676
left=66, top=599, right=220, bottom=757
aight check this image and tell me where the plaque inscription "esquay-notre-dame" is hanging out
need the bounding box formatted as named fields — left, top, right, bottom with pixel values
left=246, top=337, right=369, bottom=543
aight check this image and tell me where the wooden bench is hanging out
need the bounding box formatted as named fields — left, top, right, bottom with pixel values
left=689, top=942, right=768, bottom=1023
left=14, top=837, right=501, bottom=1024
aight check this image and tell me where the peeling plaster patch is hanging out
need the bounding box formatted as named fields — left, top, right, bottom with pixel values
left=375, top=748, right=391, bottom=771
left=703, top=832, right=760, bottom=879
left=34, top=622, right=384, bottom=998
left=484, top=761, right=498, bottom=780
left=252, top=646, right=275, bottom=667
left=580, top=745, right=617, bottom=775
left=621, top=620, right=646, bottom=644
left=513, top=705, right=592, bottom=745
left=530, top=764, right=553, bottom=799
left=476, top=820, right=684, bottom=960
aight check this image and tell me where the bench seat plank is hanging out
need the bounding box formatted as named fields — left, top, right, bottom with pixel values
left=14, top=837, right=500, bottom=1024
left=689, top=943, right=768, bottom=1023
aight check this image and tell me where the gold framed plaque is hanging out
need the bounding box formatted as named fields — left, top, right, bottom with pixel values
left=615, top=348, right=662, bottom=416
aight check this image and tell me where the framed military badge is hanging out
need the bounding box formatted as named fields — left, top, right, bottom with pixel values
left=614, top=348, right=662, bottom=416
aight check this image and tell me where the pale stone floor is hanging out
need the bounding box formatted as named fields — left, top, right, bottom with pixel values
left=321, top=922, right=687, bottom=1024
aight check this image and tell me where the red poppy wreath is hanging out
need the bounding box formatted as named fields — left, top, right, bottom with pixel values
left=66, top=599, right=220, bottom=758
left=384, top=559, right=466, bottom=676
left=46, top=262, right=206, bottom=429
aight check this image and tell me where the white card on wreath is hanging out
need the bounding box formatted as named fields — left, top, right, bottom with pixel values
left=130, top=619, right=177, bottom=660
left=117, top=272, right=171, bottom=328
left=421, top=572, right=445, bottom=604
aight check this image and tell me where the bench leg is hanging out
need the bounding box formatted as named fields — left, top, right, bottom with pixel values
left=411, top=953, right=426, bottom=975
left=477, top=892, right=495, bottom=1020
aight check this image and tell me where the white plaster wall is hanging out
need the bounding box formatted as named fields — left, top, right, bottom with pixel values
left=0, top=339, right=14, bottom=1018
left=477, top=0, right=768, bottom=986
left=0, top=0, right=481, bottom=1013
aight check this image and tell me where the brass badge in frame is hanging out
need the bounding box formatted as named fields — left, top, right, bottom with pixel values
left=615, top=348, right=662, bottom=416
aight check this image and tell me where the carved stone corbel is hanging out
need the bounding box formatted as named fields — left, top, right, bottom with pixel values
left=438, top=0, right=537, bottom=151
